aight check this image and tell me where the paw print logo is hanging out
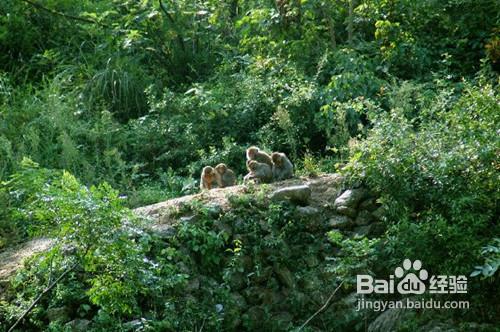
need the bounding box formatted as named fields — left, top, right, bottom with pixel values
left=395, top=259, right=428, bottom=295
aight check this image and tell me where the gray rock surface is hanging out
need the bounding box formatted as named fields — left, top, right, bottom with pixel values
left=65, top=319, right=91, bottom=332
left=270, top=185, right=311, bottom=205
left=355, top=210, right=373, bottom=226
left=334, top=189, right=368, bottom=209
left=368, top=308, right=406, bottom=332
left=336, top=205, right=358, bottom=218
left=46, top=306, right=70, bottom=323
left=328, top=215, right=353, bottom=229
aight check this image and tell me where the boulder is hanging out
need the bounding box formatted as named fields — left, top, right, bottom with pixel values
left=65, top=319, right=91, bottom=332
left=368, top=308, right=406, bottom=332
left=359, top=198, right=378, bottom=211
left=270, top=185, right=311, bottom=205
left=350, top=223, right=384, bottom=238
left=336, top=206, right=358, bottom=218
left=151, top=224, right=176, bottom=239
left=355, top=210, right=373, bottom=226
left=273, top=265, right=295, bottom=289
left=244, top=306, right=265, bottom=326
left=46, top=306, right=70, bottom=323
left=123, top=319, right=145, bottom=331
left=333, top=189, right=368, bottom=209
left=327, top=215, right=353, bottom=229
left=230, top=292, right=248, bottom=310
left=370, top=222, right=386, bottom=237
left=372, top=206, right=386, bottom=221
left=353, top=225, right=372, bottom=237
left=295, top=206, right=319, bottom=218
left=296, top=206, right=323, bottom=231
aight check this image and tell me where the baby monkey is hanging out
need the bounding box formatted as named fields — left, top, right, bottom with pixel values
left=200, top=166, right=216, bottom=190
left=244, top=160, right=273, bottom=184
left=271, top=152, right=294, bottom=181
left=215, top=163, right=236, bottom=188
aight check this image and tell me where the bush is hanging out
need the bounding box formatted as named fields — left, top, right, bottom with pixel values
left=344, top=81, right=499, bottom=320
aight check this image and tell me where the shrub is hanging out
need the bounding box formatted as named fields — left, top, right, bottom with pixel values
left=344, top=81, right=499, bottom=320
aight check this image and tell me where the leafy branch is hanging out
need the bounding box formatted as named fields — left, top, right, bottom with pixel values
left=20, top=0, right=108, bottom=27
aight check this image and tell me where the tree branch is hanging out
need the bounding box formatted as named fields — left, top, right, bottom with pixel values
left=7, top=262, right=78, bottom=332
left=20, top=0, right=108, bottom=27
left=158, top=0, right=175, bottom=24
left=298, top=281, right=345, bottom=331
left=158, top=0, right=186, bottom=52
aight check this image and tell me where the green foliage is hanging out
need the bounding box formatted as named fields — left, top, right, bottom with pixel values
left=2, top=163, right=158, bottom=320
left=85, top=56, right=151, bottom=122
left=298, top=152, right=322, bottom=177
left=126, top=169, right=197, bottom=208
left=175, top=209, right=229, bottom=273
left=346, top=82, right=498, bottom=221
left=344, top=80, right=499, bottom=320
left=471, top=238, right=500, bottom=279
left=0, top=158, right=62, bottom=246
left=374, top=19, right=430, bottom=77
left=1, top=0, right=499, bottom=329
left=2, top=0, right=498, bottom=204
left=326, top=230, right=380, bottom=284
left=316, top=49, right=385, bottom=100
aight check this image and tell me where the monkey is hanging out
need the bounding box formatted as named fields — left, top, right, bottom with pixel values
left=246, top=146, right=273, bottom=167
left=215, top=163, right=236, bottom=188
left=200, top=166, right=216, bottom=190
left=244, top=160, right=273, bottom=184
left=271, top=152, right=294, bottom=181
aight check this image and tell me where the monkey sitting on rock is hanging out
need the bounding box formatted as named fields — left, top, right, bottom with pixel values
left=200, top=146, right=294, bottom=190
left=244, top=160, right=273, bottom=184
left=215, top=163, right=236, bottom=188
left=200, top=166, right=216, bottom=190
left=271, top=152, right=294, bottom=181
left=246, top=146, right=273, bottom=167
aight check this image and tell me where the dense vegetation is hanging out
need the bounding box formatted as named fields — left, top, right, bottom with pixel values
left=0, top=0, right=498, bottom=331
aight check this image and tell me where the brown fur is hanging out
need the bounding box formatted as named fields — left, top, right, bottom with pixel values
left=200, top=166, right=216, bottom=190
left=271, top=152, right=293, bottom=181
left=246, top=146, right=273, bottom=167
left=244, top=160, right=273, bottom=184
left=215, top=163, right=236, bottom=188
